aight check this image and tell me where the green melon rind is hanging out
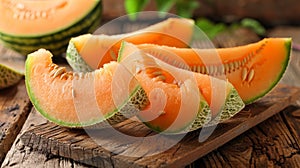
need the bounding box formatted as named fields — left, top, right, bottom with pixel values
left=244, top=38, right=291, bottom=104
left=141, top=99, right=211, bottom=134
left=0, top=64, right=23, bottom=89
left=142, top=86, right=245, bottom=134
left=66, top=41, right=94, bottom=72
left=25, top=54, right=149, bottom=128
left=0, top=1, right=102, bottom=56
left=205, top=86, right=245, bottom=126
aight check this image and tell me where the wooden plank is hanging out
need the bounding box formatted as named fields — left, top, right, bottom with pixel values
left=0, top=80, right=32, bottom=164
left=17, top=85, right=300, bottom=167
left=1, top=108, right=90, bottom=168
left=191, top=106, right=300, bottom=167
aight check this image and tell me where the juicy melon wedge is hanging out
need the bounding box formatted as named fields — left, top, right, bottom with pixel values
left=133, top=38, right=292, bottom=104
left=118, top=42, right=245, bottom=134
left=66, top=18, right=195, bottom=72
left=25, top=49, right=148, bottom=128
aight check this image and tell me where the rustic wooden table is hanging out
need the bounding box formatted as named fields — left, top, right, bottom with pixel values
left=0, top=26, right=300, bottom=168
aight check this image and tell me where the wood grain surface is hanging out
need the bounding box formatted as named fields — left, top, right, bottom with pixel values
left=0, top=81, right=32, bottom=163
left=13, top=85, right=300, bottom=168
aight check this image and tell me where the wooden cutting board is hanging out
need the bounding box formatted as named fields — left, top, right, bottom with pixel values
left=20, top=85, right=300, bottom=168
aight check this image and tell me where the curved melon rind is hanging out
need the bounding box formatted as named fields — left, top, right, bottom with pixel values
left=243, top=39, right=291, bottom=104
left=206, top=86, right=245, bottom=126
left=66, top=41, right=93, bottom=72
left=141, top=99, right=211, bottom=134
left=0, top=64, right=23, bottom=89
left=142, top=85, right=245, bottom=134
left=25, top=49, right=148, bottom=128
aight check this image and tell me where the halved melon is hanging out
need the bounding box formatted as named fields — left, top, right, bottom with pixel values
left=118, top=42, right=245, bottom=134
left=0, top=0, right=102, bottom=56
left=66, top=18, right=194, bottom=71
left=25, top=49, right=148, bottom=128
left=133, top=38, right=292, bottom=104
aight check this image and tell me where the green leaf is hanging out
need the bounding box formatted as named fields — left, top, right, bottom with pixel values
left=196, top=18, right=226, bottom=39
left=125, top=0, right=150, bottom=20
left=241, top=18, right=266, bottom=36
left=155, top=0, right=176, bottom=12
left=175, top=0, right=199, bottom=18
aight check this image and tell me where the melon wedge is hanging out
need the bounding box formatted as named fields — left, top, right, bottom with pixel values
left=133, top=38, right=292, bottom=104
left=0, top=54, right=24, bottom=89
left=66, top=18, right=195, bottom=71
left=0, top=64, right=23, bottom=89
left=25, top=49, right=148, bottom=128
left=118, top=42, right=245, bottom=134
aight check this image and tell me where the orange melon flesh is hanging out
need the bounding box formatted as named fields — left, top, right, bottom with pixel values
left=25, top=49, right=141, bottom=127
left=135, top=68, right=233, bottom=132
left=118, top=42, right=245, bottom=133
left=71, top=18, right=194, bottom=69
left=135, top=38, right=292, bottom=104
left=0, top=0, right=100, bottom=36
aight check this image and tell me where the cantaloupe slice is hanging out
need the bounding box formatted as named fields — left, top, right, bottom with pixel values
left=25, top=49, right=148, bottom=128
left=132, top=38, right=292, bottom=104
left=118, top=42, right=245, bottom=134
left=66, top=18, right=195, bottom=71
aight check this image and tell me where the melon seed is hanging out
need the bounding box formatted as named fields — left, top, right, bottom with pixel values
left=241, top=68, right=247, bottom=81
left=158, top=110, right=166, bottom=116
left=192, top=65, right=197, bottom=72
left=247, top=69, right=255, bottom=82
left=224, top=64, right=229, bottom=73
left=157, top=75, right=166, bottom=81
left=220, top=66, right=225, bottom=74
left=197, top=66, right=201, bottom=73
left=234, top=61, right=239, bottom=69
left=41, top=12, right=48, bottom=18
left=152, top=71, right=162, bottom=76
left=53, top=67, right=66, bottom=78
left=201, top=66, right=206, bottom=74
left=229, top=62, right=234, bottom=72
left=210, top=66, right=216, bottom=75
left=16, top=3, right=25, bottom=10
left=59, top=73, right=68, bottom=80
left=71, top=88, right=76, bottom=98
left=206, top=66, right=210, bottom=74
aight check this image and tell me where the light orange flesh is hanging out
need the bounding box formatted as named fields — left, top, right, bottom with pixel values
left=26, top=49, right=137, bottom=127
left=72, top=18, right=194, bottom=69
